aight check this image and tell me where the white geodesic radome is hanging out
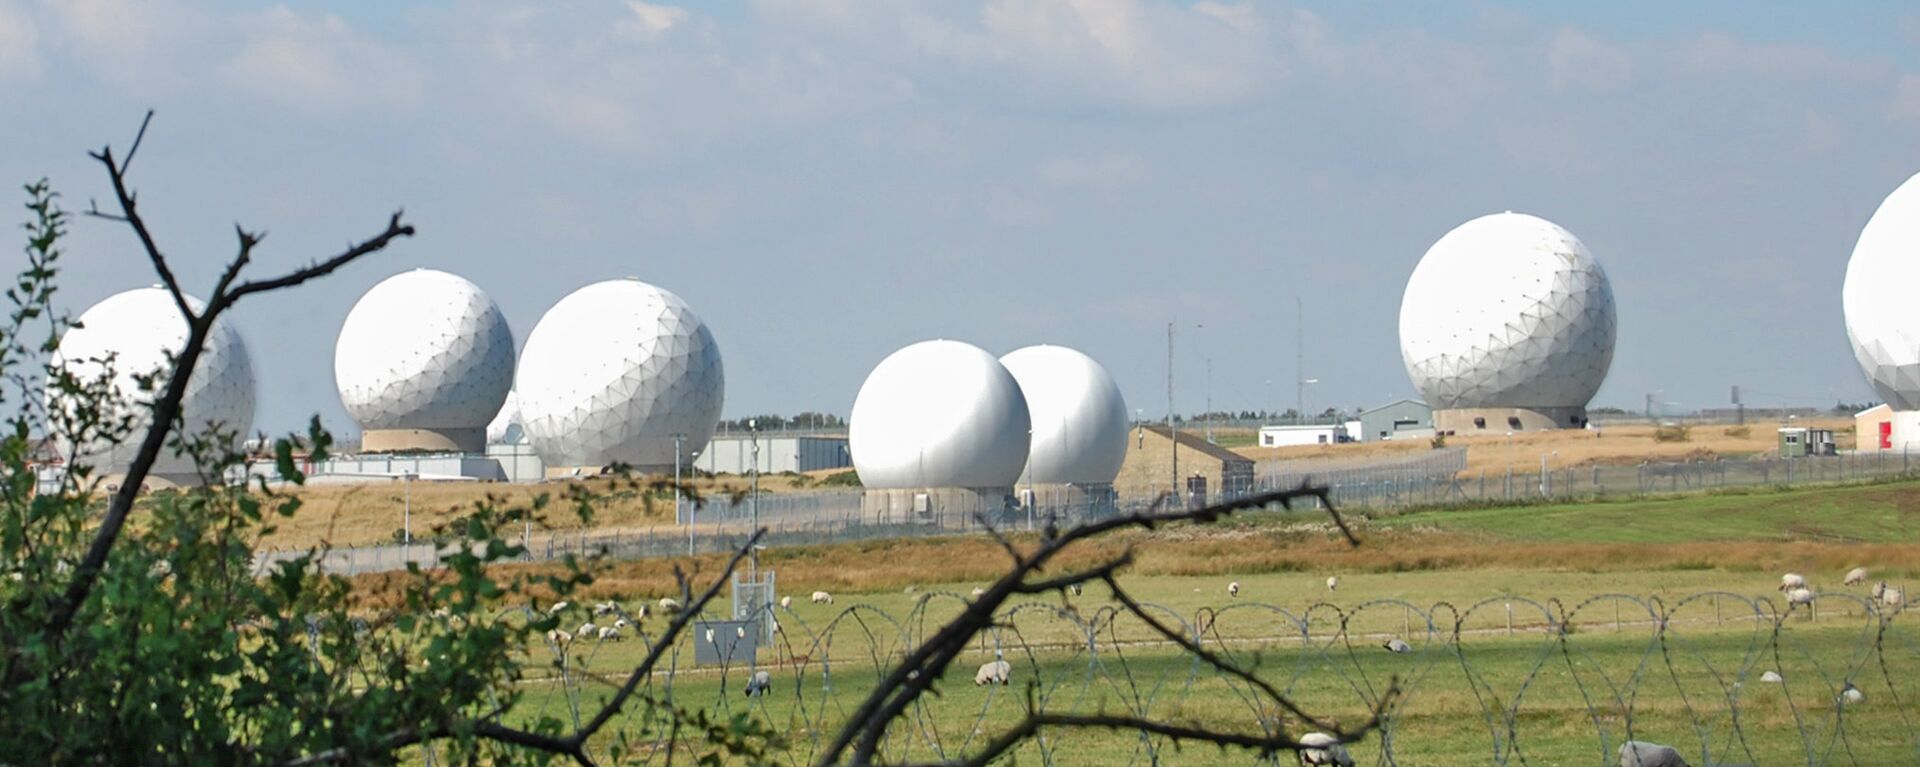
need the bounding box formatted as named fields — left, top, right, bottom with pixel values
left=1843, top=172, right=1920, bottom=411
left=850, top=340, right=1031, bottom=489
left=1399, top=212, right=1616, bottom=411
left=48, top=287, right=256, bottom=474
left=515, top=279, right=724, bottom=469
left=999, top=345, right=1128, bottom=486
left=334, top=269, right=515, bottom=435
left=486, top=390, right=526, bottom=445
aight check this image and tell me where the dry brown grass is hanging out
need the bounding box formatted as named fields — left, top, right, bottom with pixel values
left=343, top=521, right=1920, bottom=610
left=258, top=473, right=820, bottom=549
left=1233, top=418, right=1855, bottom=472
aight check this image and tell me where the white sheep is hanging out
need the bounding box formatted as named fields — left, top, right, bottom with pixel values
left=1297, top=732, right=1353, bottom=766
left=658, top=597, right=682, bottom=614
left=1067, top=583, right=1083, bottom=597
left=545, top=629, right=573, bottom=645
left=1844, top=567, right=1869, bottom=586
left=970, top=587, right=987, bottom=598
left=597, top=625, right=622, bottom=642
left=593, top=601, right=617, bottom=616
left=1326, top=576, right=1339, bottom=592
left=1779, top=573, right=1807, bottom=592
left=578, top=621, right=598, bottom=636
left=547, top=601, right=570, bottom=615
left=613, top=618, right=630, bottom=629
left=1786, top=587, right=1814, bottom=608
left=1883, top=585, right=1905, bottom=609
left=744, top=669, right=772, bottom=697
left=779, top=596, right=792, bottom=609
left=811, top=590, right=833, bottom=605
left=1871, top=581, right=1888, bottom=601
left=1839, top=682, right=1866, bottom=705
left=1382, top=638, right=1411, bottom=654
left=1617, top=740, right=1688, bottom=767
left=633, top=603, right=648, bottom=621
left=1227, top=581, right=1241, bottom=598
left=1759, top=670, right=1784, bottom=683
left=974, top=659, right=1012, bottom=686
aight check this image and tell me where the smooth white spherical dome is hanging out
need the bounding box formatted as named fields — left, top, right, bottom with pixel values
left=1845, top=173, right=1920, bottom=410
left=49, top=287, right=256, bottom=471
left=1399, top=212, right=1616, bottom=410
left=516, top=279, right=724, bottom=469
left=1000, top=345, right=1127, bottom=485
left=850, top=340, right=1031, bottom=489
left=334, top=269, right=515, bottom=433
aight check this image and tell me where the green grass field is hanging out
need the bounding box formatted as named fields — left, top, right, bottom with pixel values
left=455, top=479, right=1920, bottom=764
left=1377, top=481, right=1918, bottom=544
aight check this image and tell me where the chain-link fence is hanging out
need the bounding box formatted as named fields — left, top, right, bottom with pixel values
left=256, top=448, right=1920, bottom=577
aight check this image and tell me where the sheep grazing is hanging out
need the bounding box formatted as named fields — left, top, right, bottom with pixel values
left=1779, top=573, right=1807, bottom=592
left=1871, top=581, right=1888, bottom=601
left=592, top=601, right=617, bottom=616
left=1617, top=740, right=1689, bottom=767
left=1068, top=583, right=1083, bottom=597
left=597, top=625, right=622, bottom=642
left=547, top=601, right=570, bottom=615
left=613, top=618, right=630, bottom=629
left=1296, top=732, right=1354, bottom=766
left=1883, top=585, right=1905, bottom=609
left=1227, top=581, right=1241, bottom=598
left=1785, top=587, right=1815, bottom=609
left=1839, top=682, right=1866, bottom=705
left=1383, top=638, right=1411, bottom=654
left=811, top=591, right=833, bottom=605
left=1759, top=670, right=1784, bottom=683
left=578, top=621, right=598, bottom=636
left=1326, top=576, right=1339, bottom=592
left=779, top=596, right=792, bottom=609
left=744, top=669, right=772, bottom=697
left=970, top=587, right=987, bottom=598
left=658, top=597, right=682, bottom=614
left=545, top=629, right=573, bottom=645
left=974, top=659, right=1012, bottom=686
left=1844, top=567, right=1869, bottom=586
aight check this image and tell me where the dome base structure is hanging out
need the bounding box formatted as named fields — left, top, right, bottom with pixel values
left=1017, top=482, right=1118, bottom=518
left=862, top=487, right=1016, bottom=529
left=359, top=427, right=487, bottom=454
left=1433, top=406, right=1590, bottom=433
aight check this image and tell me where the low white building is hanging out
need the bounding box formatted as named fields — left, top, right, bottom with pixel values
left=694, top=435, right=851, bottom=474
left=1257, top=424, right=1349, bottom=448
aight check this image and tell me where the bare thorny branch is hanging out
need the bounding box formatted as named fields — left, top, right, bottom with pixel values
left=819, top=485, right=1382, bottom=767
left=30, top=111, right=416, bottom=649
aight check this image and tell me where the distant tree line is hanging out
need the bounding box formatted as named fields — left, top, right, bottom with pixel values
left=717, top=411, right=845, bottom=432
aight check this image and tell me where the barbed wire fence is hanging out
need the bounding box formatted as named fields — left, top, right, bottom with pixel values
left=458, top=590, right=1916, bottom=766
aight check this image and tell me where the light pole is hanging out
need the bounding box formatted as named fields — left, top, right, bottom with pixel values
left=675, top=432, right=688, bottom=556
left=1301, top=379, right=1320, bottom=423
left=749, top=418, right=760, bottom=576
left=401, top=470, right=415, bottom=548
left=1539, top=450, right=1558, bottom=497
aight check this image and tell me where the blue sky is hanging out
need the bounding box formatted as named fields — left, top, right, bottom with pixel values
left=3, top=0, right=1918, bottom=436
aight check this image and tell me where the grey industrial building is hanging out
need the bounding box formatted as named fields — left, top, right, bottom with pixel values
left=1356, top=400, right=1434, bottom=442
left=693, top=435, right=852, bottom=475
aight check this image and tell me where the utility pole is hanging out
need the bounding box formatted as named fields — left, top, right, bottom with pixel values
left=1167, top=321, right=1178, bottom=505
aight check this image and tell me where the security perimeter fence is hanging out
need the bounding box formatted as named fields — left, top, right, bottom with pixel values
left=406, top=591, right=1918, bottom=766
left=1261, top=449, right=1920, bottom=512
left=257, top=449, right=1920, bottom=578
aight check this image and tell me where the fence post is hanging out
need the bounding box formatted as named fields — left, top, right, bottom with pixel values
left=1506, top=602, right=1513, bottom=635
